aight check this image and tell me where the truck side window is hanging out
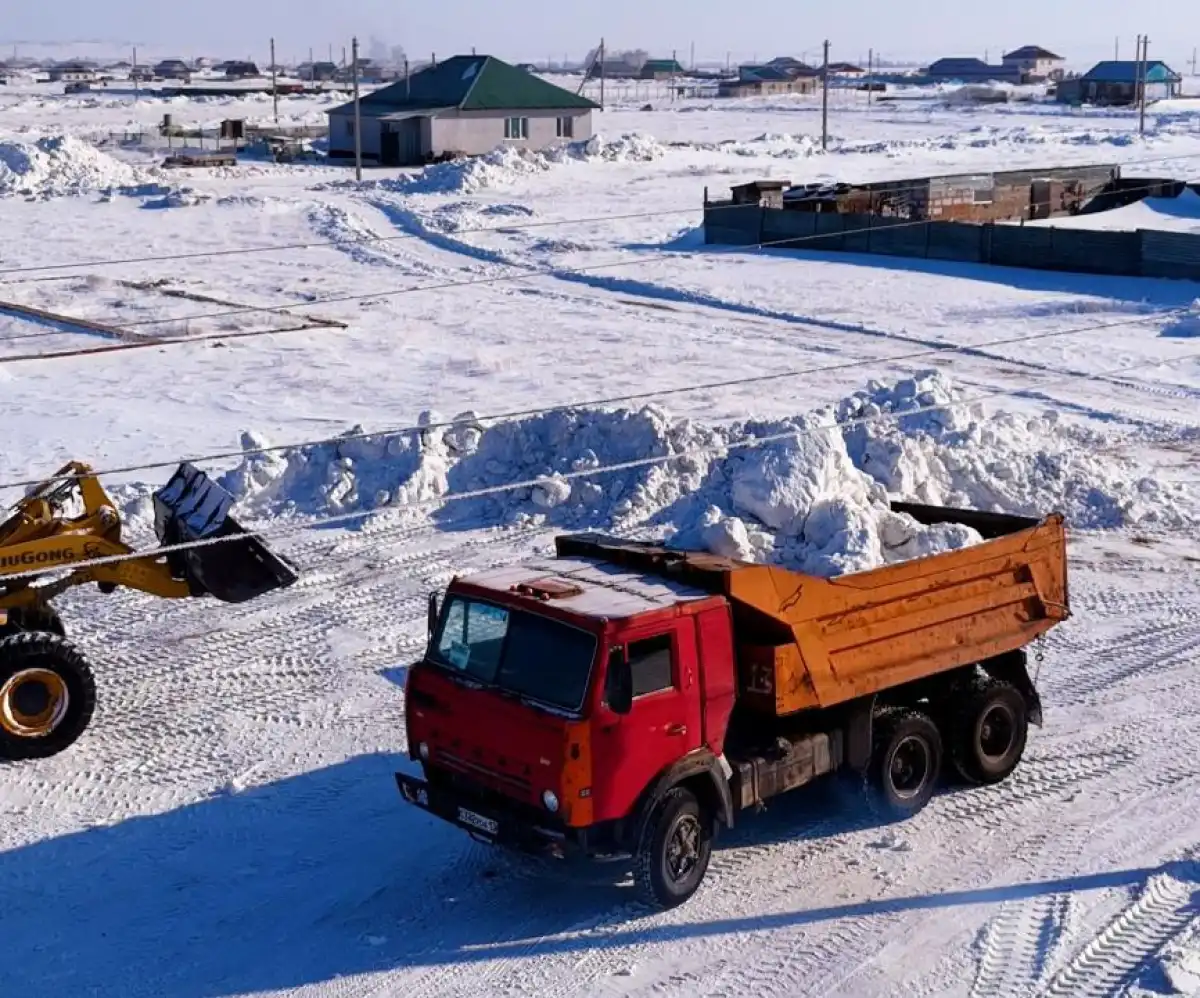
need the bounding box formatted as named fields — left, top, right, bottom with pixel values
left=628, top=635, right=674, bottom=697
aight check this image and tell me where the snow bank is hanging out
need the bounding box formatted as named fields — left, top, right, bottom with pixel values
left=313, top=133, right=666, bottom=196
left=195, top=372, right=1194, bottom=576
left=0, top=135, right=149, bottom=198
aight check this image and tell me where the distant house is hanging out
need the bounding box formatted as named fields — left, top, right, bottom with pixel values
left=298, top=61, right=339, bottom=81
left=766, top=56, right=816, bottom=74
left=154, top=59, right=191, bottom=81
left=48, top=62, right=97, bottom=83
left=828, top=62, right=866, bottom=77
left=326, top=54, right=599, bottom=166
left=719, top=65, right=818, bottom=97
left=1002, top=45, right=1066, bottom=81
left=640, top=58, right=685, bottom=80
left=224, top=61, right=260, bottom=79
left=1056, top=60, right=1182, bottom=105
left=926, top=57, right=1023, bottom=83
left=587, top=60, right=641, bottom=79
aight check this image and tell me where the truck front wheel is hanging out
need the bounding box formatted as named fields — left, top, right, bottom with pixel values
left=634, top=787, right=712, bottom=910
left=868, top=709, right=942, bottom=818
left=950, top=678, right=1028, bottom=785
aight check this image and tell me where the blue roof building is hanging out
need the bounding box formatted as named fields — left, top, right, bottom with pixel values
left=1057, top=60, right=1182, bottom=104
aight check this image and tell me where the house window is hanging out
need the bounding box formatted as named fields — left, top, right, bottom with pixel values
left=628, top=635, right=675, bottom=697
left=504, top=116, right=529, bottom=140
left=556, top=116, right=574, bottom=139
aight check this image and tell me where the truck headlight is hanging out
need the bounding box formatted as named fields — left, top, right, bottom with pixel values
left=417, top=742, right=430, bottom=761
left=542, top=790, right=559, bottom=813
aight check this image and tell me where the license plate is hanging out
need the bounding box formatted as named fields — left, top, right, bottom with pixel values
left=457, top=807, right=499, bottom=836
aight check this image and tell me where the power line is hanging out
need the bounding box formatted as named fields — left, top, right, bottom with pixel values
left=1, top=153, right=1198, bottom=281
left=1, top=306, right=1187, bottom=495
left=3, top=172, right=1196, bottom=366
left=6, top=342, right=1198, bottom=586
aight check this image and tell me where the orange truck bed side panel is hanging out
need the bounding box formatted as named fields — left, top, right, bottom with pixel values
left=725, top=514, right=1069, bottom=714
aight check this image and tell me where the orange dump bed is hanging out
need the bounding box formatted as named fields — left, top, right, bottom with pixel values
left=556, top=502, right=1070, bottom=717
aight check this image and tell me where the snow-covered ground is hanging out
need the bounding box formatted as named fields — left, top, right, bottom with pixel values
left=2, top=83, right=1200, bottom=998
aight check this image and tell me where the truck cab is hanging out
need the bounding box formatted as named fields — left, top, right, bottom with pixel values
left=400, top=550, right=738, bottom=902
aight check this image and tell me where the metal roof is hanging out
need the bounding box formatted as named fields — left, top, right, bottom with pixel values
left=1082, top=60, right=1181, bottom=83
left=329, top=55, right=599, bottom=117
left=1003, top=46, right=1063, bottom=60
left=457, top=556, right=711, bottom=620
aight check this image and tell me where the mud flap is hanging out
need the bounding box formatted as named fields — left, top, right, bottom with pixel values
left=152, top=463, right=299, bottom=603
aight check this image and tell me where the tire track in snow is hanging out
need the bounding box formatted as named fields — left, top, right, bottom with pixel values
left=1033, top=872, right=1199, bottom=998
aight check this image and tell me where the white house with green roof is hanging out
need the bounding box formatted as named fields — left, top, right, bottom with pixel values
left=327, top=55, right=601, bottom=166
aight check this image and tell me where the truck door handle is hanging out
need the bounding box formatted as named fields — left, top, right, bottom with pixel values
left=666, top=723, right=687, bottom=736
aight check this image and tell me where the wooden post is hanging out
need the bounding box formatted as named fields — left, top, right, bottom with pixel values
left=352, top=37, right=362, bottom=181
left=821, top=40, right=830, bottom=151
left=270, top=37, right=279, bottom=124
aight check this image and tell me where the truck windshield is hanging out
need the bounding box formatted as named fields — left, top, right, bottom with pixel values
left=429, top=596, right=597, bottom=713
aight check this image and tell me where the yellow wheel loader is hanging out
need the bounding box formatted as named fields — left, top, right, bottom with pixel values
left=0, top=462, right=298, bottom=760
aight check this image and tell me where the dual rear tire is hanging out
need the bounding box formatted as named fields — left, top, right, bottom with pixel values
left=868, top=677, right=1029, bottom=818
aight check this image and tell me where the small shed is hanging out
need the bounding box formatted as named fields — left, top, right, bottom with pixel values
left=730, top=180, right=791, bottom=209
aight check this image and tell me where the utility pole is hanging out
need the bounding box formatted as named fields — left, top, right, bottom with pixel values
left=1139, top=35, right=1149, bottom=136
left=599, top=37, right=606, bottom=109
left=352, top=36, right=362, bottom=181
left=405, top=57, right=410, bottom=100
left=1114, top=37, right=1119, bottom=60
left=270, top=37, right=279, bottom=124
left=868, top=47, right=874, bottom=106
left=821, top=39, right=830, bottom=151
left=671, top=48, right=677, bottom=102
left=690, top=41, right=695, bottom=71
left=1192, top=47, right=1198, bottom=76
left=133, top=45, right=139, bottom=104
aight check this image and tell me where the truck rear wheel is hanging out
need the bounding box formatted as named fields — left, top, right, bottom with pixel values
left=0, top=633, right=96, bottom=761
left=634, top=787, right=712, bottom=910
left=868, top=708, right=942, bottom=818
left=950, top=678, right=1028, bottom=785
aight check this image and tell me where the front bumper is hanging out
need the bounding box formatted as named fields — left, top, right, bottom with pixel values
left=395, top=771, right=571, bottom=855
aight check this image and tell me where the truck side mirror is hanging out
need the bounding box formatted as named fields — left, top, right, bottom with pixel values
left=426, top=591, right=439, bottom=642
left=606, top=647, right=633, bottom=716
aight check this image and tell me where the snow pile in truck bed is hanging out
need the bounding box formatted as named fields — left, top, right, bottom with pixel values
left=198, top=372, right=1194, bottom=576
left=0, top=135, right=149, bottom=198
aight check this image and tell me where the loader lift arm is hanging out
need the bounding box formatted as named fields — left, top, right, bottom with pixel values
left=0, top=461, right=298, bottom=760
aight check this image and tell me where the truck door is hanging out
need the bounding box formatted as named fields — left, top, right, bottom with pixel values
left=590, top=623, right=702, bottom=824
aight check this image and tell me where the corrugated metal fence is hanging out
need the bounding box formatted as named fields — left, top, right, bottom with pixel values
left=704, top=205, right=1200, bottom=281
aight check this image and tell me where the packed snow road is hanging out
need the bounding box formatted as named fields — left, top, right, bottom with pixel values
left=1, top=530, right=1198, bottom=998
left=2, top=84, right=1200, bottom=998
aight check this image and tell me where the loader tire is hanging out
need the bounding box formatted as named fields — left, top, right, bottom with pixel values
left=0, top=604, right=66, bottom=638
left=634, top=787, right=712, bottom=910
left=949, top=678, right=1028, bottom=786
left=867, top=708, right=942, bottom=819
left=0, top=633, right=95, bottom=761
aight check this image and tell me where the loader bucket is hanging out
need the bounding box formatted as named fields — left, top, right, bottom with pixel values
left=152, top=463, right=299, bottom=603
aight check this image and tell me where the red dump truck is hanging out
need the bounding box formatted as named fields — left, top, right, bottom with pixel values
left=397, top=501, right=1070, bottom=908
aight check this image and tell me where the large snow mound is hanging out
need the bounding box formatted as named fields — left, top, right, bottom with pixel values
left=0, top=135, right=149, bottom=198
left=313, top=133, right=665, bottom=196
left=191, top=372, right=1194, bottom=577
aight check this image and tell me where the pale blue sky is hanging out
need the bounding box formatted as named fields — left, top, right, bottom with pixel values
left=3, top=0, right=1197, bottom=70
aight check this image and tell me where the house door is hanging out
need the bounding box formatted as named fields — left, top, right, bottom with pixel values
left=1030, top=180, right=1052, bottom=220
left=399, top=119, right=424, bottom=165
left=380, top=129, right=401, bottom=166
